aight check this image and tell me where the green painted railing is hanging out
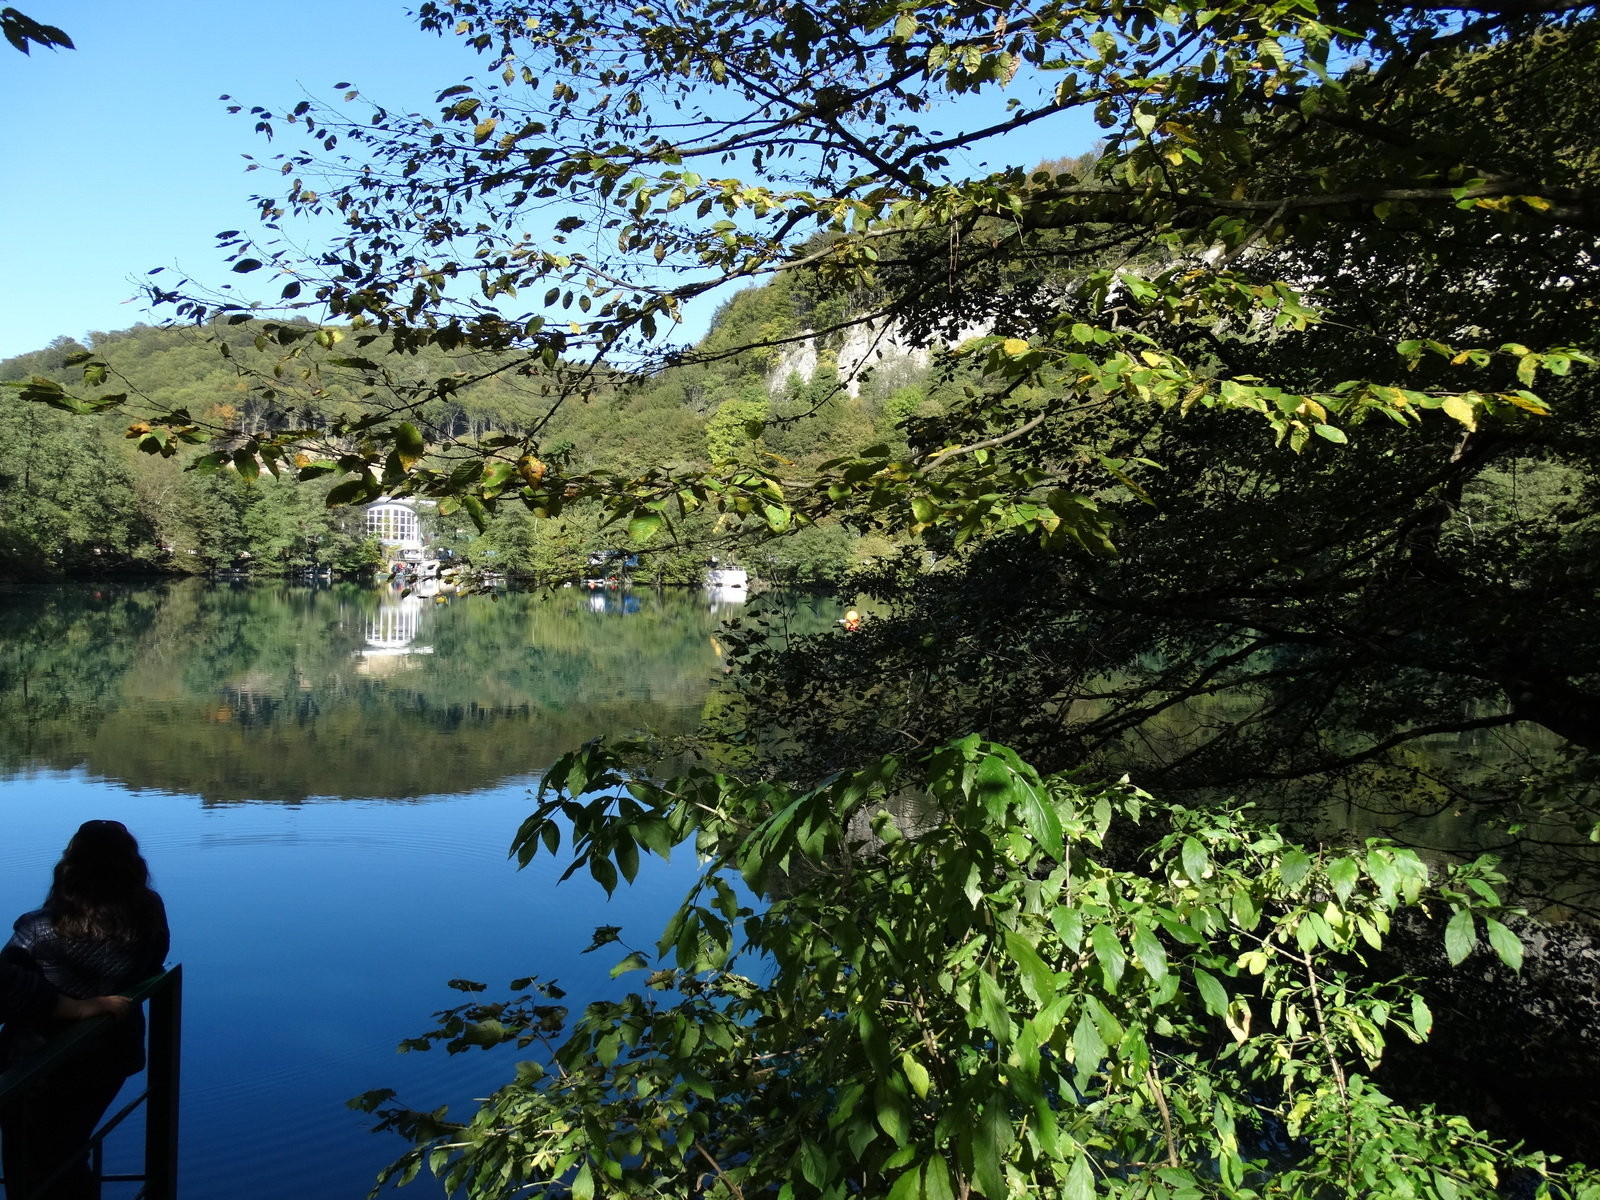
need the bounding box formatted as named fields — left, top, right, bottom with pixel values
left=0, top=964, right=182, bottom=1200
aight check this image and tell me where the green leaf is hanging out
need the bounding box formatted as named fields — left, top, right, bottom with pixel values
left=876, top=1080, right=910, bottom=1144
left=971, top=1093, right=1013, bottom=1198
left=798, top=1139, right=829, bottom=1189
left=1194, top=968, right=1228, bottom=1016
left=858, top=1012, right=893, bottom=1074
left=1411, top=993, right=1434, bottom=1038
left=1327, top=856, right=1359, bottom=902
left=628, top=512, right=663, bottom=542
left=888, top=1165, right=922, bottom=1200
left=923, top=1157, right=956, bottom=1200
left=1444, top=907, right=1476, bottom=966
left=1052, top=906, right=1084, bottom=953
left=1072, top=1008, right=1106, bottom=1077
left=1279, top=849, right=1311, bottom=887
left=325, top=478, right=373, bottom=507
left=977, top=969, right=1013, bottom=1045
left=681, top=1068, right=715, bottom=1099
left=571, top=1162, right=594, bottom=1200
left=1441, top=394, right=1477, bottom=430
left=1017, top=781, right=1064, bottom=860
left=1484, top=917, right=1523, bottom=971
left=1181, top=836, right=1208, bottom=884
left=1003, top=929, right=1057, bottom=1006
left=1090, top=923, right=1126, bottom=990
left=1131, top=923, right=1167, bottom=984
left=901, top=1052, right=931, bottom=1100
left=296, top=459, right=338, bottom=480
left=610, top=951, right=649, bottom=978
left=1063, top=1152, right=1095, bottom=1200
left=394, top=422, right=426, bottom=468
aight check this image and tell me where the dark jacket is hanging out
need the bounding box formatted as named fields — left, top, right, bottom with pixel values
left=0, top=899, right=169, bottom=1075
left=0, top=960, right=56, bottom=1024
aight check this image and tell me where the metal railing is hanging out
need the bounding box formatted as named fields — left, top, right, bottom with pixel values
left=0, top=964, right=182, bottom=1200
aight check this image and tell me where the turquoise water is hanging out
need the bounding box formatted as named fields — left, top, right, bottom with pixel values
left=0, top=580, right=833, bottom=1199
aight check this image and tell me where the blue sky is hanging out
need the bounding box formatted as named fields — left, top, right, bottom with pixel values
left=0, top=1, right=1099, bottom=361
left=0, top=1, right=470, bottom=358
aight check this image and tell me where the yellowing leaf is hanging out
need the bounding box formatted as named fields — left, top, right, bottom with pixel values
left=1440, top=395, right=1477, bottom=430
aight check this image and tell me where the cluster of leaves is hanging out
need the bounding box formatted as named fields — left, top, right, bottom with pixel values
left=352, top=735, right=1586, bottom=1199
left=1, top=6, right=70, bottom=55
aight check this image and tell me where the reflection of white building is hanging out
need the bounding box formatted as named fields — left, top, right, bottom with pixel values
left=705, top=563, right=748, bottom=591
left=367, top=594, right=421, bottom=649
left=356, top=592, right=435, bottom=665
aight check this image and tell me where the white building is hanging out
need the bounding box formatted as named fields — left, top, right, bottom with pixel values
left=366, top=499, right=423, bottom=557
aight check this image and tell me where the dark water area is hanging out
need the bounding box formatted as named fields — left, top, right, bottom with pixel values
left=0, top=580, right=838, bottom=1199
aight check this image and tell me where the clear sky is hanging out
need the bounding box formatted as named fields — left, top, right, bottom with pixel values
left=0, top=1, right=472, bottom=359
left=0, top=1, right=1099, bottom=362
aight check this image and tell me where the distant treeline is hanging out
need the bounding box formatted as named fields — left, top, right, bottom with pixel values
left=0, top=269, right=948, bottom=583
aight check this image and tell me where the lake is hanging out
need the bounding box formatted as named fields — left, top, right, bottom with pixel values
left=0, top=579, right=838, bottom=1199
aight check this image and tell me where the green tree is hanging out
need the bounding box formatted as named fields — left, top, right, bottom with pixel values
left=0, top=387, right=154, bottom=576
left=107, top=0, right=1584, bottom=555
left=30, top=0, right=1596, bottom=1189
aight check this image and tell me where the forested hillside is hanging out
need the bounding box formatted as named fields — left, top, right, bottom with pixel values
left=0, top=268, right=925, bottom=581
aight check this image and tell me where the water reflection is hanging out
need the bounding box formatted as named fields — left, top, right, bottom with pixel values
left=360, top=590, right=432, bottom=658
left=0, top=580, right=833, bottom=803
left=707, top=585, right=749, bottom=616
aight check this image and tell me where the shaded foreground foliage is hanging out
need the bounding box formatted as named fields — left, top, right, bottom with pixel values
left=353, top=736, right=1580, bottom=1200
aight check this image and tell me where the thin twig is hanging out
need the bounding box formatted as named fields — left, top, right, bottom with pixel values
left=920, top=412, right=1048, bottom=465
left=695, top=1140, right=746, bottom=1200
left=1146, top=1062, right=1181, bottom=1168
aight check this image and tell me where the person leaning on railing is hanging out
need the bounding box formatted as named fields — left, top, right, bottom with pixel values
left=0, top=820, right=168, bottom=1200
left=0, top=957, right=131, bottom=1024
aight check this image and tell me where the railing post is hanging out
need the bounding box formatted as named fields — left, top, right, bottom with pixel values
left=143, top=964, right=182, bottom=1200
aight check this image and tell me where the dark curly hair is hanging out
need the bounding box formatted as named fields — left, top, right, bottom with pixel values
left=45, top=820, right=164, bottom=942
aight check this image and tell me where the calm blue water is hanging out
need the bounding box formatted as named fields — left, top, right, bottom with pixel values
left=0, top=581, right=833, bottom=1199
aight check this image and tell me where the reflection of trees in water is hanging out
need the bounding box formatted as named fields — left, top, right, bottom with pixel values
left=0, top=580, right=835, bottom=803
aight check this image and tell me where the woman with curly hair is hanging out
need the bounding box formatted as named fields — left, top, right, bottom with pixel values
left=0, top=820, right=169, bottom=1200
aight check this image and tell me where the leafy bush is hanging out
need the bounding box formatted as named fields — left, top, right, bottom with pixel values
left=354, top=737, right=1588, bottom=1199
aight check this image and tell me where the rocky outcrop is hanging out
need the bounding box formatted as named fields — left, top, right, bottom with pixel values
left=766, top=317, right=990, bottom=397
